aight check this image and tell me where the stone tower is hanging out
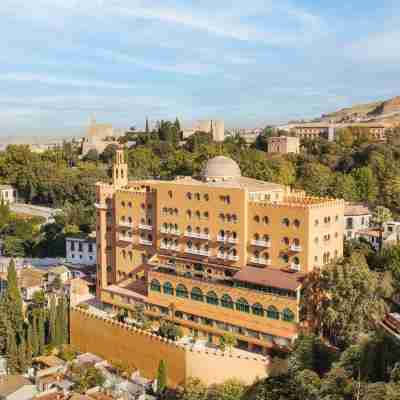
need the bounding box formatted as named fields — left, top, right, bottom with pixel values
left=112, top=147, right=128, bottom=187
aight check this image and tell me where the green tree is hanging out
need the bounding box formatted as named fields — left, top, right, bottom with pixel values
left=7, top=329, right=19, bottom=373
left=49, top=296, right=57, bottom=347
left=351, top=166, right=378, bottom=204
left=302, top=254, right=390, bottom=348
left=157, top=359, right=167, bottom=395
left=158, top=321, right=182, bottom=341
left=17, top=337, right=27, bottom=373
left=208, top=379, right=246, bottom=400
left=178, top=377, right=208, bottom=400
left=5, top=260, right=24, bottom=339
left=372, top=206, right=392, bottom=251
left=219, top=333, right=237, bottom=354
left=37, top=311, right=45, bottom=355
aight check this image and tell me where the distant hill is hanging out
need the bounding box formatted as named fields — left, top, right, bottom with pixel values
left=321, top=96, right=400, bottom=124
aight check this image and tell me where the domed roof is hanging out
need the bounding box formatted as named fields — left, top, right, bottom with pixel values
left=201, top=156, right=241, bottom=180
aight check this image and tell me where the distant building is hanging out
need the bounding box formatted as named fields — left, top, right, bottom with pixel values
left=267, top=136, right=300, bottom=154
left=81, top=118, right=119, bottom=156
left=0, top=185, right=17, bottom=204
left=0, top=375, right=38, bottom=400
left=285, top=122, right=392, bottom=142
left=47, top=266, right=72, bottom=285
left=183, top=119, right=225, bottom=142
left=357, top=221, right=400, bottom=251
left=66, top=234, right=96, bottom=266
left=344, top=203, right=371, bottom=240
left=9, top=203, right=60, bottom=224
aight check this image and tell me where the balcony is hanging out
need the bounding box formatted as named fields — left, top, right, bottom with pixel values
left=184, top=232, right=210, bottom=240
left=119, top=221, right=133, bottom=228
left=290, top=263, right=301, bottom=271
left=184, top=248, right=210, bottom=257
left=139, top=223, right=153, bottom=231
left=160, top=228, right=180, bottom=235
left=160, top=244, right=180, bottom=251
left=139, top=239, right=153, bottom=246
left=290, top=244, right=302, bottom=252
left=250, top=257, right=271, bottom=266
left=251, top=240, right=271, bottom=248
left=217, top=236, right=238, bottom=243
left=119, top=235, right=133, bottom=243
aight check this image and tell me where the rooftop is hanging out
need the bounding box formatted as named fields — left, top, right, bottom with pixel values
left=344, top=202, right=371, bottom=216
left=0, top=375, right=31, bottom=397
left=48, top=265, right=70, bottom=275
left=233, top=267, right=305, bottom=291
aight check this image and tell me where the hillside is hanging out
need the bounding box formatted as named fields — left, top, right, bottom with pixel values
left=321, top=96, right=400, bottom=124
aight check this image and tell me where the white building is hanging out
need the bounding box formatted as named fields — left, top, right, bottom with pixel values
left=344, top=203, right=371, bottom=240
left=357, top=221, right=400, bottom=251
left=47, top=265, right=72, bottom=285
left=66, top=235, right=96, bottom=266
left=0, top=185, right=17, bottom=203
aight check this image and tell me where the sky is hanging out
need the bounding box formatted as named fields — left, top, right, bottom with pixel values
left=0, top=0, right=399, bottom=137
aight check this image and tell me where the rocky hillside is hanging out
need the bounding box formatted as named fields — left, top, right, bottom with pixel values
left=321, top=96, right=400, bottom=124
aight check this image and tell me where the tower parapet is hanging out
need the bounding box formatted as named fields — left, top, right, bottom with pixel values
left=112, top=146, right=128, bottom=187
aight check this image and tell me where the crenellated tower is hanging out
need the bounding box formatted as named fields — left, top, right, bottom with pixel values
left=112, top=147, right=128, bottom=187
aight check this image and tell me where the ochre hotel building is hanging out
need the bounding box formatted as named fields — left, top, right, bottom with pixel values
left=95, top=148, right=344, bottom=354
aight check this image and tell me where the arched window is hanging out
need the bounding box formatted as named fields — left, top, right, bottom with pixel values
left=282, top=237, right=289, bottom=245
left=187, top=192, right=192, bottom=200
left=236, top=298, right=250, bottom=313
left=176, top=284, right=188, bottom=298
left=293, top=219, right=300, bottom=228
left=206, top=291, right=219, bottom=305
left=282, top=308, right=295, bottom=322
left=128, top=217, right=132, bottom=224
left=150, top=279, right=161, bottom=292
left=195, top=192, right=200, bottom=200
left=187, top=225, right=192, bottom=233
left=204, top=193, right=209, bottom=201
left=262, top=216, right=269, bottom=225
left=293, top=256, right=300, bottom=265
left=254, top=233, right=260, bottom=241
left=203, top=212, right=209, bottom=219
left=293, top=238, right=300, bottom=246
left=191, top=287, right=204, bottom=302
left=221, top=294, right=234, bottom=309
left=254, top=215, right=260, bottom=223
left=252, top=303, right=264, bottom=316
left=195, top=210, right=201, bottom=219
left=282, top=218, right=290, bottom=227
left=266, top=306, right=279, bottom=320
left=187, top=210, right=192, bottom=219
left=163, top=282, right=174, bottom=295
left=163, top=223, right=168, bottom=230
left=263, top=234, right=270, bottom=243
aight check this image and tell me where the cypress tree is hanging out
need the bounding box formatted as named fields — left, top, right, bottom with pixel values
left=0, top=297, right=8, bottom=354
left=7, top=330, right=19, bottom=374
left=6, top=259, right=24, bottom=339
left=31, top=316, right=39, bottom=356
left=49, top=296, right=57, bottom=347
left=18, top=337, right=27, bottom=373
left=157, top=359, right=167, bottom=394
left=26, top=324, right=33, bottom=368
left=38, top=311, right=45, bottom=355
left=145, top=117, right=150, bottom=134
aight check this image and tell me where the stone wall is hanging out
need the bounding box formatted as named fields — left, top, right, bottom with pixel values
left=70, top=307, right=270, bottom=387
left=70, top=307, right=187, bottom=386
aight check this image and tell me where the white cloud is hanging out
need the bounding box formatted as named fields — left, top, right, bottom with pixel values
left=0, top=73, right=136, bottom=89
left=349, top=30, right=400, bottom=62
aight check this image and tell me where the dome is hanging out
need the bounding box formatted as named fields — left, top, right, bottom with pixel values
left=201, top=156, right=241, bottom=180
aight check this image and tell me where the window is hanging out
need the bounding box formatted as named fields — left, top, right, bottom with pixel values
left=267, top=306, right=279, bottom=320
left=78, top=242, right=83, bottom=252
left=168, top=190, right=173, bottom=198
left=254, top=215, right=260, bottom=223
left=195, top=193, right=201, bottom=200
left=150, top=279, right=161, bottom=292
left=121, top=201, right=126, bottom=207
left=203, top=212, right=209, bottom=220
left=262, top=216, right=269, bottom=225
left=195, top=210, right=201, bottom=219
left=293, top=219, right=300, bottom=228
left=187, top=210, right=192, bottom=219
left=282, top=237, right=289, bottom=245
left=282, top=218, right=290, bottom=227
left=252, top=303, right=264, bottom=316
left=204, top=193, right=209, bottom=201
left=314, top=219, right=319, bottom=227
left=187, top=192, right=192, bottom=200
left=71, top=242, right=75, bottom=251
left=282, top=308, right=295, bottom=322
left=191, top=287, right=204, bottom=302
left=176, top=284, right=188, bottom=298
left=221, top=294, right=234, bottom=309
left=206, top=291, right=219, bottom=305
left=236, top=298, right=250, bottom=313
left=163, top=282, right=174, bottom=295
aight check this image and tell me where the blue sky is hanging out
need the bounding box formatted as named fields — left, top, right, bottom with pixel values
left=0, top=0, right=399, bottom=136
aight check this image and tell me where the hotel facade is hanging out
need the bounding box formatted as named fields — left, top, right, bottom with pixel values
left=95, top=149, right=344, bottom=354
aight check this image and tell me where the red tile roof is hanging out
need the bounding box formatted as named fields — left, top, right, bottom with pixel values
left=233, top=267, right=304, bottom=290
